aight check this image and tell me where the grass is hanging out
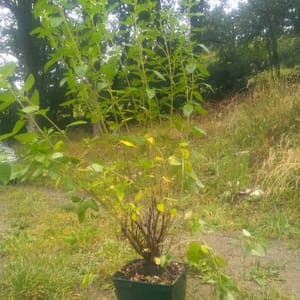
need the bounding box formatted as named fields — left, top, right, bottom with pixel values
left=0, top=73, right=299, bottom=299
left=0, top=186, right=134, bottom=299
left=190, top=75, right=300, bottom=239
left=248, top=261, right=283, bottom=287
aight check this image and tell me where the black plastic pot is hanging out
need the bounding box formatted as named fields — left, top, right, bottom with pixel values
left=113, top=261, right=187, bottom=300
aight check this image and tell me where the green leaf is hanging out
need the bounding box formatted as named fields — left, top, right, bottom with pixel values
left=50, top=17, right=64, bottom=27
left=71, top=196, right=81, bottom=203
left=170, top=208, right=177, bottom=216
left=198, top=44, right=209, bottom=54
left=44, top=55, right=60, bottom=72
left=88, top=163, right=103, bottom=173
left=15, top=132, right=38, bottom=144
left=197, top=63, right=209, bottom=77
left=74, top=65, right=88, bottom=77
left=0, top=163, right=12, bottom=185
left=24, top=74, right=35, bottom=92
left=31, top=90, right=40, bottom=106
left=85, top=199, right=98, bottom=212
left=168, top=155, right=181, bottom=166
left=96, top=82, right=108, bottom=91
left=66, top=120, right=88, bottom=127
left=185, top=63, right=197, bottom=74
left=183, top=103, right=193, bottom=118
left=192, top=126, right=207, bottom=137
left=51, top=152, right=64, bottom=160
left=13, top=120, right=25, bottom=133
left=0, top=92, right=15, bottom=110
left=146, top=88, right=156, bottom=100
left=77, top=199, right=98, bottom=223
left=187, top=242, right=202, bottom=264
left=0, top=63, right=16, bottom=79
left=0, top=120, right=25, bottom=141
left=200, top=244, right=210, bottom=254
left=21, top=106, right=39, bottom=114
left=153, top=70, right=166, bottom=81
left=160, top=253, right=172, bottom=267
left=251, top=244, right=266, bottom=257
left=242, top=229, right=252, bottom=237
left=81, top=273, right=96, bottom=288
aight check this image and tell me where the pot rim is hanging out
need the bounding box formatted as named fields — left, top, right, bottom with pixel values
left=112, top=259, right=187, bottom=287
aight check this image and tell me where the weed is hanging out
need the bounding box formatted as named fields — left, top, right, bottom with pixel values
left=248, top=261, right=283, bottom=287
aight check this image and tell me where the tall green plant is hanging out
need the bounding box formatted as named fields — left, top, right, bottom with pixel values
left=32, top=0, right=208, bottom=133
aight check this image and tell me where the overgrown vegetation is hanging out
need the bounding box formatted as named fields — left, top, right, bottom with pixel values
left=0, top=76, right=299, bottom=299
left=0, top=0, right=299, bottom=299
left=1, top=0, right=300, bottom=131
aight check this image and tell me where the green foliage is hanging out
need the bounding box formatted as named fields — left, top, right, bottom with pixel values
left=32, top=0, right=208, bottom=132
left=279, top=36, right=300, bottom=67
left=248, top=261, right=282, bottom=287
left=71, top=196, right=98, bottom=223
left=187, top=242, right=239, bottom=299
left=72, top=136, right=201, bottom=263
left=239, top=229, right=267, bottom=257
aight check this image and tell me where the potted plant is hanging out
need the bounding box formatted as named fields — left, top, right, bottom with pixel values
left=74, top=136, right=202, bottom=300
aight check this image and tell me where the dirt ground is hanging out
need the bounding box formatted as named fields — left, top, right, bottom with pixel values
left=186, top=232, right=300, bottom=299
left=89, top=232, right=300, bottom=300
left=0, top=188, right=299, bottom=299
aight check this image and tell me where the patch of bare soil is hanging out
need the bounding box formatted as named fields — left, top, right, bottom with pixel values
left=186, top=232, right=300, bottom=299
left=88, top=232, right=300, bottom=300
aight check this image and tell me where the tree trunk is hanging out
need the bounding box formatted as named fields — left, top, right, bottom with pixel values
left=8, top=1, right=41, bottom=132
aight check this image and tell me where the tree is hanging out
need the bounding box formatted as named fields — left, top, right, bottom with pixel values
left=0, top=0, right=70, bottom=129
left=237, top=0, right=291, bottom=76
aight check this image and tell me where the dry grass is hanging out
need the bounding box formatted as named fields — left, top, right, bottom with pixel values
left=258, top=142, right=300, bottom=200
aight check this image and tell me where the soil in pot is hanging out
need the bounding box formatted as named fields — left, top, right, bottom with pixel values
left=113, top=260, right=187, bottom=300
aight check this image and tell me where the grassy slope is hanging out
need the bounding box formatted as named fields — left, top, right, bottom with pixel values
left=0, top=75, right=299, bottom=299
left=192, top=75, right=300, bottom=239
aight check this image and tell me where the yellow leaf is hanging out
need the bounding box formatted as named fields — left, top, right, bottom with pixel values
left=179, top=142, right=189, bottom=148
left=180, top=148, right=189, bottom=159
left=134, top=191, right=143, bottom=202
left=157, top=203, right=165, bottom=213
left=170, top=208, right=177, bottom=216
left=120, top=140, right=136, bottom=147
left=55, top=177, right=61, bottom=188
left=200, top=245, right=211, bottom=254
left=153, top=257, right=161, bottom=265
left=168, top=155, right=181, bottom=166
left=146, top=136, right=155, bottom=145
left=155, top=156, right=164, bottom=162
left=131, top=213, right=138, bottom=221
left=162, top=176, right=171, bottom=183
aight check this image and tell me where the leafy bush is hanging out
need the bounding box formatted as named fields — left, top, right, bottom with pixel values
left=71, top=137, right=202, bottom=264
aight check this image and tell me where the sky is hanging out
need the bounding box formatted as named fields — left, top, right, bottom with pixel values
left=210, top=0, right=246, bottom=10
